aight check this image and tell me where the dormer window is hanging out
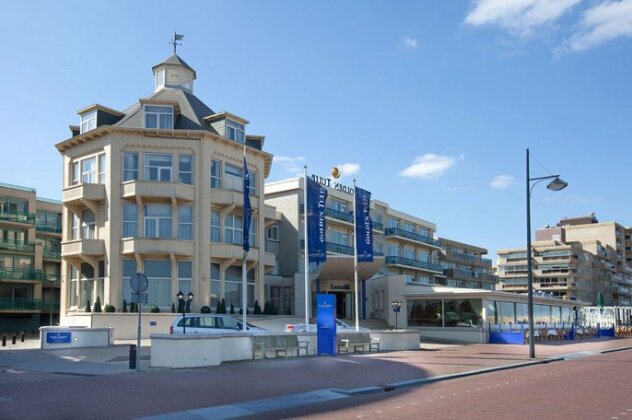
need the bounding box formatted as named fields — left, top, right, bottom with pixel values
left=80, top=111, right=97, bottom=134
left=226, top=120, right=245, bottom=143
left=145, top=106, right=173, bottom=129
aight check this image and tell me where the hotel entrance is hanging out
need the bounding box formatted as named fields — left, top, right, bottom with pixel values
left=334, top=291, right=353, bottom=319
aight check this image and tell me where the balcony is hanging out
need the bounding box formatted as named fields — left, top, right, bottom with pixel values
left=445, top=250, right=492, bottom=267
left=0, top=267, right=43, bottom=281
left=384, top=256, right=443, bottom=274
left=122, top=180, right=194, bottom=203
left=327, top=242, right=354, bottom=255
left=324, top=207, right=353, bottom=224
left=61, top=239, right=105, bottom=258
left=0, top=240, right=36, bottom=253
left=63, top=183, right=106, bottom=211
left=372, top=221, right=384, bottom=231
left=210, top=242, right=272, bottom=265
left=36, top=221, right=62, bottom=234
left=0, top=298, right=41, bottom=311
left=121, top=238, right=195, bottom=257
left=0, top=210, right=35, bottom=225
left=211, top=187, right=259, bottom=209
left=43, top=247, right=62, bottom=260
left=384, top=227, right=441, bottom=248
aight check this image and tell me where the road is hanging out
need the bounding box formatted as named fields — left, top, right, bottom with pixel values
left=257, top=349, right=632, bottom=419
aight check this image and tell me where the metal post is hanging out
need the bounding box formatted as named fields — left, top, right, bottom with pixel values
left=182, top=302, right=186, bottom=335
left=526, top=148, right=535, bottom=358
left=353, top=179, right=359, bottom=331
left=395, top=310, right=398, bottom=331
left=137, top=302, right=141, bottom=371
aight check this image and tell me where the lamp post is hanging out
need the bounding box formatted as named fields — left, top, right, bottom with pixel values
left=391, top=300, right=402, bottom=330
left=46, top=274, right=59, bottom=326
left=177, top=291, right=194, bottom=335
left=526, top=148, right=568, bottom=358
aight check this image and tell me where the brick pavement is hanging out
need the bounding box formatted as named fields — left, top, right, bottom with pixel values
left=0, top=337, right=630, bottom=419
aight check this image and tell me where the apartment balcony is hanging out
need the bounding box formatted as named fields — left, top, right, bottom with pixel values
left=121, top=238, right=195, bottom=257
left=0, top=298, right=41, bottom=312
left=0, top=240, right=36, bottom=254
left=384, top=256, right=444, bottom=274
left=122, top=181, right=194, bottom=203
left=327, top=242, right=354, bottom=255
left=0, top=267, right=43, bottom=282
left=372, top=221, right=384, bottom=232
left=36, top=221, right=62, bottom=235
left=43, top=247, right=62, bottom=260
left=0, top=210, right=35, bottom=226
left=210, top=242, right=274, bottom=266
left=445, top=250, right=492, bottom=267
left=211, top=188, right=260, bottom=209
left=62, top=239, right=105, bottom=258
left=384, top=227, right=441, bottom=248
left=324, top=207, right=353, bottom=224
left=63, top=183, right=106, bottom=212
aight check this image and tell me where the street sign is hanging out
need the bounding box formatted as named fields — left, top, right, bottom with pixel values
left=130, top=292, right=148, bottom=304
left=130, top=273, right=149, bottom=293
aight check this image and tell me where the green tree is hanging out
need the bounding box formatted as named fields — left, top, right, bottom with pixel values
left=85, top=299, right=91, bottom=313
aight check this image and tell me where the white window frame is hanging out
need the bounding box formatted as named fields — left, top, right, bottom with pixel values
left=80, top=111, right=97, bottom=134
left=267, top=224, right=279, bottom=242
left=98, top=153, right=106, bottom=184
left=144, top=204, right=172, bottom=239
left=178, top=154, right=194, bottom=185
left=71, top=213, right=80, bottom=240
left=331, top=198, right=348, bottom=213
left=226, top=119, right=245, bottom=143
left=211, top=159, right=222, bottom=188
left=71, top=162, right=79, bottom=186
left=81, top=156, right=97, bottom=184
left=81, top=210, right=96, bottom=239
left=123, top=152, right=139, bottom=181
left=178, top=206, right=193, bottom=240
left=211, top=210, right=221, bottom=242
left=177, top=260, right=193, bottom=295
left=122, top=204, right=138, bottom=238
left=144, top=105, right=173, bottom=129
left=144, top=153, right=172, bottom=182
left=224, top=213, right=242, bottom=245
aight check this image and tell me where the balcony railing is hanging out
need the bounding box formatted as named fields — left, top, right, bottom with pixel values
left=36, top=222, right=62, bottom=234
left=385, top=256, right=443, bottom=273
left=327, top=242, right=354, bottom=255
left=43, top=247, right=62, bottom=260
left=0, top=210, right=35, bottom=225
left=0, top=240, right=36, bottom=253
left=0, top=298, right=41, bottom=311
left=384, top=227, right=441, bottom=247
left=324, top=207, right=353, bottom=223
left=446, top=250, right=493, bottom=267
left=0, top=267, right=43, bottom=281
left=372, top=221, right=384, bottom=231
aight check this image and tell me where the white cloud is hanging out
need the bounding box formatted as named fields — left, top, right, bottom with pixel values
left=565, top=0, right=632, bottom=51
left=464, top=0, right=581, bottom=37
left=273, top=155, right=305, bottom=177
left=399, top=154, right=458, bottom=179
left=403, top=37, right=419, bottom=48
left=336, top=163, right=361, bottom=177
left=490, top=174, right=517, bottom=189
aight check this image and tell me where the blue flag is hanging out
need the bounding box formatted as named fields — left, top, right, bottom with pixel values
left=242, top=157, right=251, bottom=252
left=306, top=176, right=328, bottom=263
left=355, top=186, right=373, bottom=262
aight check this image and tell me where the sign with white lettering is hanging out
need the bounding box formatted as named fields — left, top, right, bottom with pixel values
left=46, top=331, right=71, bottom=344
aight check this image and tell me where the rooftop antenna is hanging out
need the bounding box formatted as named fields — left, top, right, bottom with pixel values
left=171, top=32, right=184, bottom=54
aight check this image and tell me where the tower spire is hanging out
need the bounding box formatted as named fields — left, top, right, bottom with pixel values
left=170, top=32, right=184, bottom=54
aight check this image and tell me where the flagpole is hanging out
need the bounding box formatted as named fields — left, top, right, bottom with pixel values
left=303, top=165, right=310, bottom=329
left=353, top=179, right=359, bottom=331
left=242, top=143, right=247, bottom=331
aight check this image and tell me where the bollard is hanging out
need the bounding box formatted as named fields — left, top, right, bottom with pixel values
left=129, top=344, right=137, bottom=370
left=21, top=333, right=25, bottom=343
left=12, top=335, right=16, bottom=345
left=2, top=336, right=5, bottom=347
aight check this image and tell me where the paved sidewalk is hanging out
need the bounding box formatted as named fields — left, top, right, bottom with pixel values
left=0, top=337, right=630, bottom=419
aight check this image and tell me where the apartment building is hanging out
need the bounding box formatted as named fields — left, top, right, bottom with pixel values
left=0, top=182, right=62, bottom=331
left=264, top=175, right=444, bottom=320
left=55, top=53, right=276, bottom=321
left=438, top=237, right=497, bottom=290
left=496, top=213, right=631, bottom=305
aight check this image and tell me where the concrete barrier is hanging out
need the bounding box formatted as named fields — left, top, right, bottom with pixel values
left=369, top=330, right=420, bottom=351
left=40, top=326, right=113, bottom=349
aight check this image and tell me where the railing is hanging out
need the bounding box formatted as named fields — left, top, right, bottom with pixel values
left=324, top=207, right=353, bottom=223
left=327, top=242, right=354, bottom=255
left=36, top=222, right=63, bottom=234
left=0, top=240, right=36, bottom=253
left=446, top=250, right=492, bottom=267
left=0, top=267, right=43, bottom=281
left=43, top=247, right=62, bottom=259
left=372, top=221, right=384, bottom=231
left=0, top=298, right=41, bottom=310
left=0, top=210, right=35, bottom=225
left=385, top=256, right=443, bottom=273
left=384, top=227, right=441, bottom=247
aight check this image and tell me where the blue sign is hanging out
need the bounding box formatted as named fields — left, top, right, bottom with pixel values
left=47, top=331, right=71, bottom=344
left=355, top=186, right=373, bottom=262
left=317, top=294, right=337, bottom=356
left=307, top=176, right=328, bottom=263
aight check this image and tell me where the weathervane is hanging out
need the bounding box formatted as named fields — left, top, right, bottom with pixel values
left=171, top=32, right=184, bottom=54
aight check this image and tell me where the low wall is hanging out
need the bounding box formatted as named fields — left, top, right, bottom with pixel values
left=416, top=327, right=488, bottom=344
left=370, top=330, right=420, bottom=351
left=63, top=313, right=177, bottom=340
left=151, top=334, right=222, bottom=368
left=40, top=326, right=113, bottom=349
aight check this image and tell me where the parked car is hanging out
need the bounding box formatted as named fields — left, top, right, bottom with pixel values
left=169, top=314, right=268, bottom=334
left=285, top=319, right=369, bottom=332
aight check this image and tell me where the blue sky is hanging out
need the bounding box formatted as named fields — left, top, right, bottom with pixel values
left=1, top=1, right=631, bottom=261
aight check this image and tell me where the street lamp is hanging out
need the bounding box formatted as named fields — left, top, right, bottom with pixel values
left=391, top=300, right=402, bottom=330
left=177, top=291, right=194, bottom=335
left=526, top=148, right=568, bottom=358
left=45, top=274, right=59, bottom=326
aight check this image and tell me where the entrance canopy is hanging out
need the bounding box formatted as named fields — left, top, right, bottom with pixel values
left=316, top=255, right=384, bottom=281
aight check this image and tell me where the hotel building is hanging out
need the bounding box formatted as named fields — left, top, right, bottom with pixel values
left=496, top=214, right=632, bottom=305
left=0, top=182, right=62, bottom=331
left=438, top=237, right=497, bottom=290
left=55, top=53, right=276, bottom=321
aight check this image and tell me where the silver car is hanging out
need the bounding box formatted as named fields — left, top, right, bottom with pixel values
left=170, top=314, right=267, bottom=334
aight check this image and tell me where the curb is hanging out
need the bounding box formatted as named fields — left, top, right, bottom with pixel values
left=600, top=345, right=632, bottom=354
